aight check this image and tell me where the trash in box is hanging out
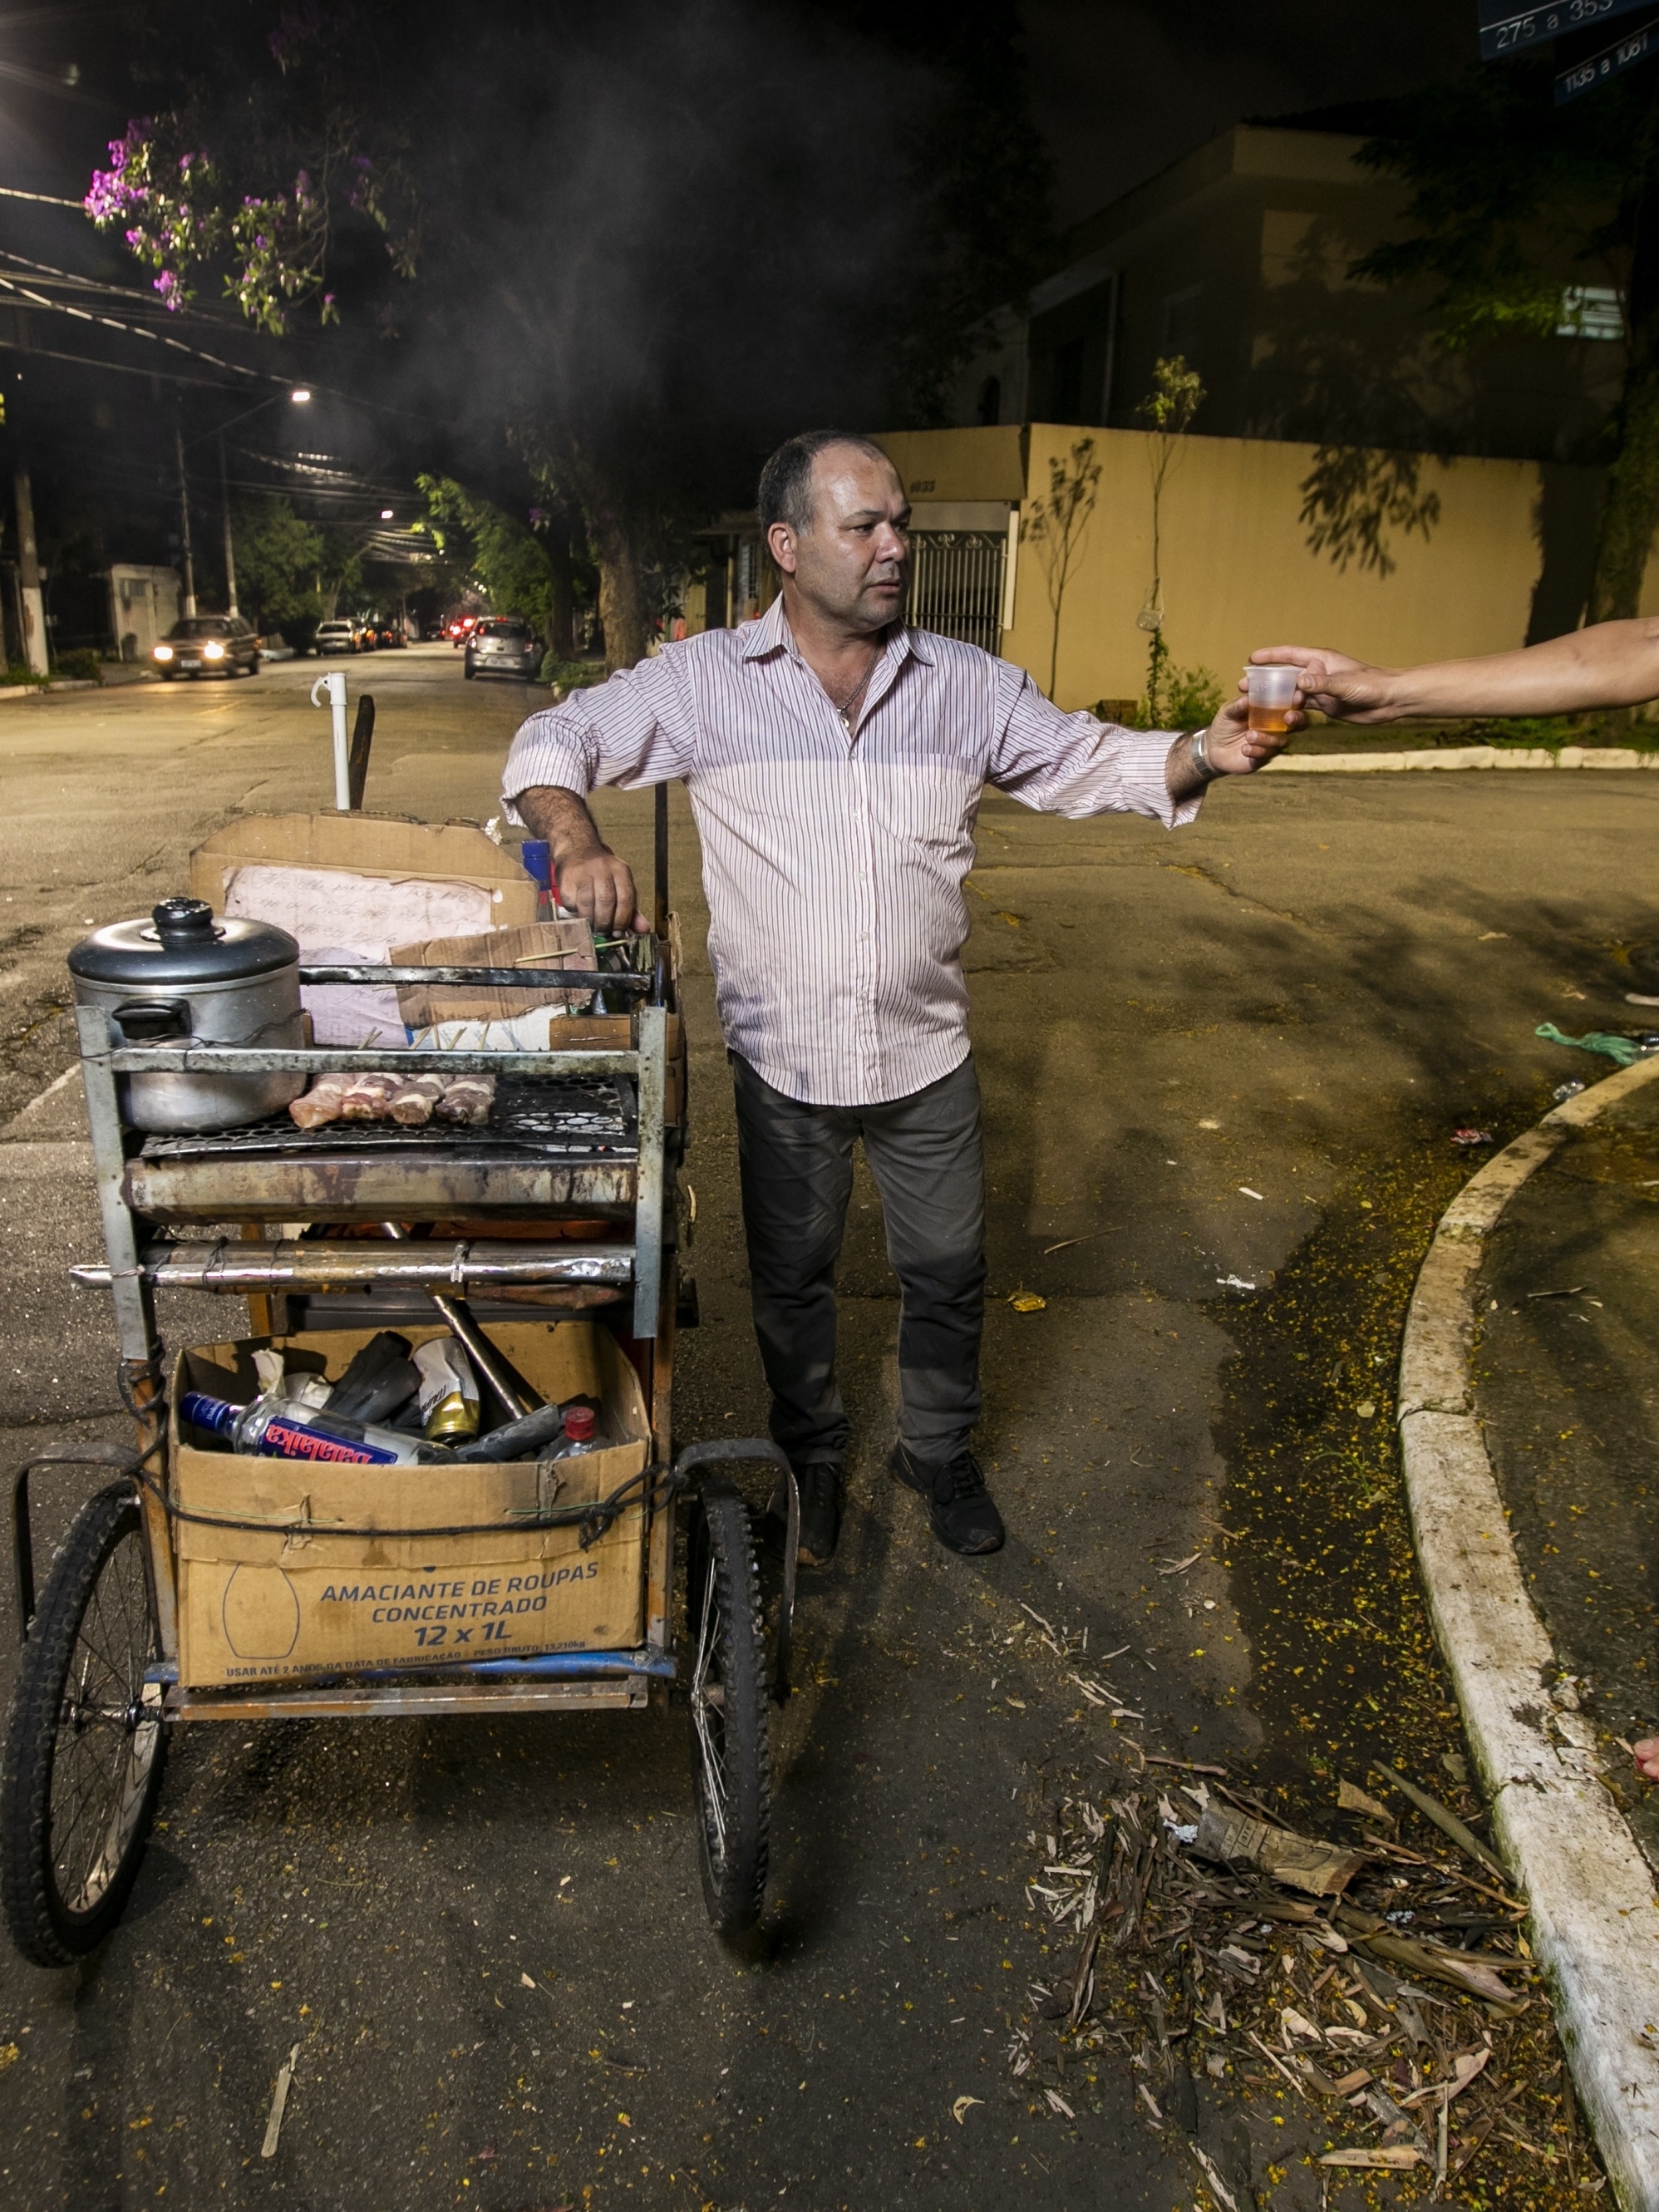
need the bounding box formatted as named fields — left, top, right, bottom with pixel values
left=168, top=1318, right=651, bottom=1684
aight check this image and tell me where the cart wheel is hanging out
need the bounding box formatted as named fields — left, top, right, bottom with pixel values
left=1, top=1482, right=166, bottom=1966
left=687, top=1479, right=770, bottom=1935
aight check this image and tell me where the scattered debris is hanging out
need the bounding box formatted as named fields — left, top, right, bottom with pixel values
left=261, top=2042, right=301, bottom=2160
left=1535, top=1022, right=1645, bottom=1067
left=1238, top=1187, right=1265, bottom=1201
left=1012, top=1771, right=1565, bottom=2187
left=1008, top=1289, right=1047, bottom=1313
left=1215, top=1274, right=1258, bottom=1291
left=1193, top=1803, right=1367, bottom=1898
left=1156, top=1552, right=1202, bottom=1575
left=1337, top=1779, right=1394, bottom=1830
left=1372, top=1762, right=1512, bottom=1886
left=1553, top=1080, right=1587, bottom=1101
left=951, top=2095, right=983, bottom=2124
left=1451, top=1128, right=1496, bottom=1147
left=1526, top=1283, right=1586, bottom=1302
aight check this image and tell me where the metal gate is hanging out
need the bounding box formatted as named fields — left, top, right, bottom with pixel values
left=907, top=530, right=1007, bottom=653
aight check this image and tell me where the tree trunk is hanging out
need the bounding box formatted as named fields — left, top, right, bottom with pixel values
left=1588, top=163, right=1659, bottom=623
left=544, top=505, right=575, bottom=662
left=569, top=446, right=648, bottom=672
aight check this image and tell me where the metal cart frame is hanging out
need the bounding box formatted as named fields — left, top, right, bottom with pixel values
left=2, top=794, right=797, bottom=1962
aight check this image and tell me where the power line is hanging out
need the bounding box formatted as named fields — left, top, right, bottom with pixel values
left=0, top=184, right=86, bottom=209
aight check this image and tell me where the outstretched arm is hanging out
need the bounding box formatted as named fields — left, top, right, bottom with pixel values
left=1249, top=619, right=1659, bottom=724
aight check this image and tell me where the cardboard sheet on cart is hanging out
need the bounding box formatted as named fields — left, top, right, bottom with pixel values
left=189, top=813, right=541, bottom=1047
left=169, top=1319, right=650, bottom=1684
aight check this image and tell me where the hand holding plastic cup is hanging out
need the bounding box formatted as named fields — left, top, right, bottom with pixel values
left=1243, top=663, right=1298, bottom=737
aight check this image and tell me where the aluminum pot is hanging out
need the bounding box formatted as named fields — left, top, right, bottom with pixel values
left=68, top=897, right=306, bottom=1132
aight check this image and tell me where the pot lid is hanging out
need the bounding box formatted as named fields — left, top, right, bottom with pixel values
left=68, top=898, right=299, bottom=986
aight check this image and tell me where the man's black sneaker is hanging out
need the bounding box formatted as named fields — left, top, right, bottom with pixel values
left=889, top=1442, right=1005, bottom=1555
left=766, top=1461, right=844, bottom=1567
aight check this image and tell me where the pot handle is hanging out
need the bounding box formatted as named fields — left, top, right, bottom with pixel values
left=111, top=998, right=193, bottom=1043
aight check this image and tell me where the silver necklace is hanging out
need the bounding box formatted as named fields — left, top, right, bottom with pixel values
left=830, top=653, right=879, bottom=727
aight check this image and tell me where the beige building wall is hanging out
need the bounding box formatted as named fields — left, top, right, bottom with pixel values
left=875, top=424, right=1581, bottom=714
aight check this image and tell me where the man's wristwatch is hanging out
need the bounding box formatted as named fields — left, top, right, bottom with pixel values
left=1187, top=727, right=1225, bottom=782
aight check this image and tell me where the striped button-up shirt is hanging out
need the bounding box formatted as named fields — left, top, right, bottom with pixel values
left=503, top=594, right=1199, bottom=1106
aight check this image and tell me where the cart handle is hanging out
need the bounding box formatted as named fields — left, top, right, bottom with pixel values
left=297, top=965, right=651, bottom=993
left=672, top=1439, right=799, bottom=1706
left=12, top=1442, right=142, bottom=1640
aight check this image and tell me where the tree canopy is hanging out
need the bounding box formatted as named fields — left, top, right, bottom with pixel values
left=1351, top=56, right=1659, bottom=619
left=88, top=0, right=1050, bottom=665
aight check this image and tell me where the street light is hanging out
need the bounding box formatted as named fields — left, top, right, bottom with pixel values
left=380, top=508, right=394, bottom=520
left=187, top=387, right=315, bottom=616
left=290, top=388, right=312, bottom=404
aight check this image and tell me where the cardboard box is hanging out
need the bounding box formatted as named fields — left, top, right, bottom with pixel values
left=191, top=814, right=543, bottom=1048
left=388, top=920, right=596, bottom=1026
left=170, top=1319, right=651, bottom=1686
left=190, top=812, right=540, bottom=923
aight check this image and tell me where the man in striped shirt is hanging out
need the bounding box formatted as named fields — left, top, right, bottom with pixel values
left=504, top=432, right=1297, bottom=1567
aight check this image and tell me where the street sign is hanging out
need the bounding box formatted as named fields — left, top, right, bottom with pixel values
left=1556, top=12, right=1659, bottom=96
left=1479, top=0, right=1652, bottom=58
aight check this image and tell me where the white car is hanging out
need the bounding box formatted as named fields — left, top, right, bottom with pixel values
left=313, top=619, right=360, bottom=657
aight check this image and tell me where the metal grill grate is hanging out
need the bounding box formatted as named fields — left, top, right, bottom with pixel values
left=906, top=530, right=1007, bottom=653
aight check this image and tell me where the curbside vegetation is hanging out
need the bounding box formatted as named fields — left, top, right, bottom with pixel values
left=1398, top=1055, right=1659, bottom=2210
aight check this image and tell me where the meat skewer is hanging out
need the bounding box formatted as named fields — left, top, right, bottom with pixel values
left=389, top=1072, right=450, bottom=1126
left=341, top=1071, right=401, bottom=1120
left=435, top=1074, right=495, bottom=1126
left=288, top=1072, right=353, bottom=1129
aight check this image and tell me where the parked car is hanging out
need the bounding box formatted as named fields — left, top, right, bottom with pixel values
left=464, top=617, right=542, bottom=680
left=313, top=618, right=361, bottom=658
left=151, top=615, right=262, bottom=680
left=446, top=613, right=480, bottom=646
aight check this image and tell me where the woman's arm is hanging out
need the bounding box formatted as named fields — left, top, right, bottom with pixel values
left=1248, top=618, right=1659, bottom=723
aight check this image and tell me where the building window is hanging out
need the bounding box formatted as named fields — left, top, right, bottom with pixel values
left=1557, top=285, right=1622, bottom=340
left=977, top=374, right=1002, bottom=426
left=1159, top=283, right=1203, bottom=367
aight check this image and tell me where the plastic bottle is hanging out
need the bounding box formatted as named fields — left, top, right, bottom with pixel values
left=544, top=1404, right=607, bottom=1459
left=180, top=1390, right=431, bottom=1467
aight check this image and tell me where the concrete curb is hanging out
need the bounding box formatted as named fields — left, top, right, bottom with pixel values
left=1266, top=744, right=1657, bottom=773
left=1399, top=1054, right=1659, bottom=2209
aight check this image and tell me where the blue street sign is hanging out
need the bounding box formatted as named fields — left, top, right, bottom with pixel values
left=1556, top=12, right=1659, bottom=96
left=1479, top=0, right=1653, bottom=59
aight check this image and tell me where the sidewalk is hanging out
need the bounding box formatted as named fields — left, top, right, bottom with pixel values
left=1399, top=1057, right=1659, bottom=2207
left=1475, top=1073, right=1659, bottom=1866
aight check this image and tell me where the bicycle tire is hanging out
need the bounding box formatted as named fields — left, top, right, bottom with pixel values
left=0, top=1482, right=166, bottom=1965
left=687, top=1478, right=770, bottom=1935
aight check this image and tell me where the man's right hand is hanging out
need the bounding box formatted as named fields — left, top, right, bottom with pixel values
left=554, top=846, right=647, bottom=934
left=514, top=784, right=650, bottom=933
left=1248, top=646, right=1403, bottom=724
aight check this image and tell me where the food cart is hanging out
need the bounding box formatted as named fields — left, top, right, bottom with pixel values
left=1, top=791, right=797, bottom=1964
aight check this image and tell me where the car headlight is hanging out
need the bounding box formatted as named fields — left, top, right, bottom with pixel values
left=153, top=643, right=173, bottom=662
left=203, top=641, right=224, bottom=661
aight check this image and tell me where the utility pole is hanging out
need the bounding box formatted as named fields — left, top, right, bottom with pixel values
left=219, top=432, right=238, bottom=616
left=173, top=416, right=196, bottom=617
left=12, top=455, right=47, bottom=677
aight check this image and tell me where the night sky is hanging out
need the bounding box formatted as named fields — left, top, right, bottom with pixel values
left=7, top=2, right=1488, bottom=232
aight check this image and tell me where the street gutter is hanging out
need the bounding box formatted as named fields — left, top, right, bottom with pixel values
left=1399, top=1053, right=1659, bottom=2210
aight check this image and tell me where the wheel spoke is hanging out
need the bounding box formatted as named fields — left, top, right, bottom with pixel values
left=43, top=1525, right=160, bottom=1919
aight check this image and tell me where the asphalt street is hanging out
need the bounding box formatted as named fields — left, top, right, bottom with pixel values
left=0, top=647, right=1652, bottom=2210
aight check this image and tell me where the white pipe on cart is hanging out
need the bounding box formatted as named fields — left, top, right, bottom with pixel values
left=310, top=670, right=350, bottom=810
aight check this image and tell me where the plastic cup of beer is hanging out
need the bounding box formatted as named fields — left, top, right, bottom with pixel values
left=1244, top=663, right=1298, bottom=736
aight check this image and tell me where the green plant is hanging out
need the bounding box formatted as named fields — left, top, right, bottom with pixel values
left=542, top=656, right=606, bottom=693
left=1022, top=436, right=1102, bottom=700
left=1104, top=662, right=1222, bottom=731
left=50, top=648, right=102, bottom=683
left=1164, top=663, right=1223, bottom=728
left=1133, top=356, right=1205, bottom=724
